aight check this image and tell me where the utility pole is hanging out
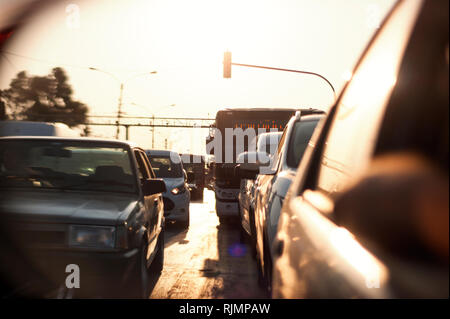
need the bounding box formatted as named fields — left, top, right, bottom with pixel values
left=116, top=83, right=124, bottom=139
left=88, top=67, right=157, bottom=140
left=151, top=114, right=155, bottom=148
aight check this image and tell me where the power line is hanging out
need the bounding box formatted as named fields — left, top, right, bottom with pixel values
left=0, top=50, right=94, bottom=71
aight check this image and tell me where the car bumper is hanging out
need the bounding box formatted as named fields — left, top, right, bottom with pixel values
left=216, top=200, right=239, bottom=217
left=27, top=247, right=139, bottom=294
left=163, top=191, right=190, bottom=222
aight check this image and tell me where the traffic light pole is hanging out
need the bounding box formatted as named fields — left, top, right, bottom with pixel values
left=223, top=51, right=336, bottom=100
left=231, top=62, right=335, bottom=97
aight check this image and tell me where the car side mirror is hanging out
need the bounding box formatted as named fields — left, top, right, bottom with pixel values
left=142, top=179, right=166, bottom=195
left=235, top=151, right=274, bottom=180
left=236, top=163, right=259, bottom=180
left=183, top=169, right=187, bottom=181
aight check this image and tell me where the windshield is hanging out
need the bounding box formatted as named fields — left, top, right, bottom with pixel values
left=286, top=119, right=320, bottom=168
left=148, top=156, right=183, bottom=178
left=0, top=140, right=136, bottom=194
left=257, top=132, right=282, bottom=156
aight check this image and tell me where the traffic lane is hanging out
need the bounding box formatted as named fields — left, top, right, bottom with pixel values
left=149, top=189, right=267, bottom=299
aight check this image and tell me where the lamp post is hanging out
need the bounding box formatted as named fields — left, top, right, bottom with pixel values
left=88, top=67, right=157, bottom=139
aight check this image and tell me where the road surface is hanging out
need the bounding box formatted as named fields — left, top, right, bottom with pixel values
left=149, top=189, right=267, bottom=299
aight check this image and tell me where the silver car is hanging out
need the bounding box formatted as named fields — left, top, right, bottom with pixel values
left=273, top=0, right=449, bottom=298
left=146, top=150, right=191, bottom=229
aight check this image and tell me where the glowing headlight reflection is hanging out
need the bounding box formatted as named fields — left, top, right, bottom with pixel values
left=69, top=225, right=116, bottom=248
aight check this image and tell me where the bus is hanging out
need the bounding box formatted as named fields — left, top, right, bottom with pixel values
left=206, top=107, right=322, bottom=223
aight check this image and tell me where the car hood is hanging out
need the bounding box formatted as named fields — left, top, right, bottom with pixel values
left=0, top=190, right=139, bottom=226
left=161, top=177, right=185, bottom=190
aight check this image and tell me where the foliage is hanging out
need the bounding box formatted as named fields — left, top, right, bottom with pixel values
left=0, top=67, right=88, bottom=127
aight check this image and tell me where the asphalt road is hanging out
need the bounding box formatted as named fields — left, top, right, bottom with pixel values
left=148, top=189, right=267, bottom=299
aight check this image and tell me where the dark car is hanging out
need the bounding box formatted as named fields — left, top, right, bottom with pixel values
left=273, top=0, right=448, bottom=298
left=0, top=137, right=166, bottom=298
left=180, top=153, right=206, bottom=201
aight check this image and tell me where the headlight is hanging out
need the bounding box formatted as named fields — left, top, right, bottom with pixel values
left=69, top=225, right=116, bottom=248
left=171, top=184, right=186, bottom=195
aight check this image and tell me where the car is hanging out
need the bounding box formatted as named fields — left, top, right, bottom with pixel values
left=272, top=0, right=449, bottom=298
left=251, top=112, right=324, bottom=293
left=0, top=136, right=166, bottom=298
left=238, top=131, right=282, bottom=256
left=0, top=120, right=80, bottom=137
left=180, top=153, right=206, bottom=201
left=145, top=150, right=190, bottom=229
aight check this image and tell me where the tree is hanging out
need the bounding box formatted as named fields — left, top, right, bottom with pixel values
left=0, top=67, right=89, bottom=127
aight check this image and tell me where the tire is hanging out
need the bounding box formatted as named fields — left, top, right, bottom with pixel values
left=248, top=208, right=257, bottom=259
left=179, top=210, right=190, bottom=229
left=126, top=242, right=151, bottom=299
left=198, top=189, right=204, bottom=202
left=239, top=224, right=250, bottom=244
left=263, top=240, right=273, bottom=296
left=150, top=227, right=165, bottom=274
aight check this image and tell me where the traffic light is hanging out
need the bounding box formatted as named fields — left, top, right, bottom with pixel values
left=223, top=51, right=232, bottom=78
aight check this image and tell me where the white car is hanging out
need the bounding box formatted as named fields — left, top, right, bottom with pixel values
left=146, top=150, right=190, bottom=229
left=238, top=132, right=282, bottom=256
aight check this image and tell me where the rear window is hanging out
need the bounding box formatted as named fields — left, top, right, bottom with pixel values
left=148, top=156, right=183, bottom=178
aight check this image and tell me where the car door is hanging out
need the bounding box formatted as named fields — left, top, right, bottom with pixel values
left=133, top=149, right=160, bottom=254
left=273, top=0, right=426, bottom=299
left=255, top=129, right=287, bottom=272
left=142, top=152, right=164, bottom=234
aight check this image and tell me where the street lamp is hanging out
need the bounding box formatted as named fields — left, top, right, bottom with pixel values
left=88, top=67, right=157, bottom=139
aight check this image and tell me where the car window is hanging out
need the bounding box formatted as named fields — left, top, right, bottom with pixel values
left=0, top=140, right=136, bottom=193
left=134, top=150, right=150, bottom=180
left=286, top=119, right=319, bottom=169
left=268, top=127, right=288, bottom=172
left=138, top=151, right=156, bottom=179
left=316, top=0, right=424, bottom=195
left=257, top=132, right=282, bottom=156
left=148, top=155, right=183, bottom=178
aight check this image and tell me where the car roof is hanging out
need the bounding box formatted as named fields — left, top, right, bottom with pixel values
left=145, top=149, right=178, bottom=157
left=298, top=114, right=325, bottom=122
left=0, top=136, right=137, bottom=148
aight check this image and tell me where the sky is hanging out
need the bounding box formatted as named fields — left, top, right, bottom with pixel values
left=0, top=0, right=395, bottom=154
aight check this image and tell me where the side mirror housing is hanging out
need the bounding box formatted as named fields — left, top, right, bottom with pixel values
left=235, top=151, right=274, bottom=180
left=142, top=178, right=166, bottom=196
left=236, top=164, right=259, bottom=180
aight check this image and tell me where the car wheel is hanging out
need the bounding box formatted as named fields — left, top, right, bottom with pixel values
left=248, top=209, right=257, bottom=259
left=150, top=227, right=165, bottom=274
left=179, top=210, right=190, bottom=229
left=239, top=223, right=247, bottom=243
left=126, top=242, right=151, bottom=299
left=263, top=239, right=273, bottom=296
